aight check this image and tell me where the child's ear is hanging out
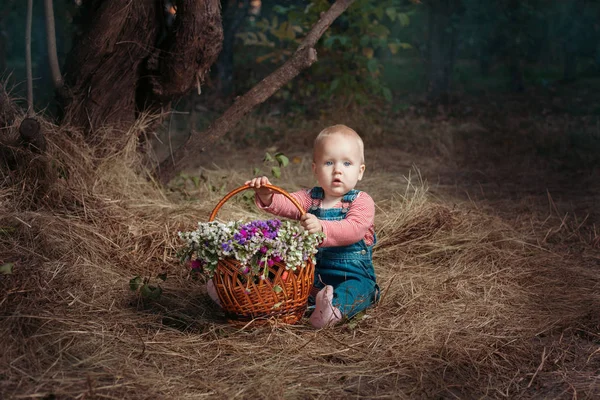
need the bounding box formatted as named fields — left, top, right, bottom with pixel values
left=312, top=162, right=317, bottom=175
left=358, top=164, right=365, bottom=180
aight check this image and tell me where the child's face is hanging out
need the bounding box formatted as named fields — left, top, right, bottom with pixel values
left=312, top=133, right=365, bottom=200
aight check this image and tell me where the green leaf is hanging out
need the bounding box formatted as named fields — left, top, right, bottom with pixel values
left=129, top=276, right=143, bottom=291
left=252, top=167, right=261, bottom=176
left=347, top=311, right=366, bottom=330
left=385, top=7, right=397, bottom=21
left=273, top=285, right=283, bottom=293
left=347, top=319, right=358, bottom=330
left=273, top=21, right=291, bottom=40
left=271, top=166, right=281, bottom=179
left=272, top=301, right=283, bottom=309
left=257, top=32, right=270, bottom=45
left=382, top=87, right=393, bottom=102
left=367, top=58, right=379, bottom=73
left=247, top=32, right=258, bottom=43
left=398, top=13, right=410, bottom=27
left=263, top=152, right=274, bottom=163
left=0, top=262, right=14, bottom=275
left=140, top=284, right=162, bottom=300
left=275, top=153, right=289, bottom=168
left=373, top=6, right=384, bottom=20
left=330, top=78, right=340, bottom=92
left=191, top=176, right=200, bottom=188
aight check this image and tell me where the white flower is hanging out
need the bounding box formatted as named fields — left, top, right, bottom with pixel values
left=177, top=219, right=324, bottom=279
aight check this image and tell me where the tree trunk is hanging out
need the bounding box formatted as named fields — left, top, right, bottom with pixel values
left=58, top=0, right=223, bottom=138
left=427, top=0, right=457, bottom=103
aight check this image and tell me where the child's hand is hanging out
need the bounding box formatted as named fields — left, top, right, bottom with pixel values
left=245, top=176, right=274, bottom=206
left=300, top=213, right=322, bottom=234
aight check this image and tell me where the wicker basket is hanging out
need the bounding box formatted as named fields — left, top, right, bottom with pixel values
left=208, top=184, right=315, bottom=325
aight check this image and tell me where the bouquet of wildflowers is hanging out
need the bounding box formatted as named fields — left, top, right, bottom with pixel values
left=178, top=219, right=324, bottom=281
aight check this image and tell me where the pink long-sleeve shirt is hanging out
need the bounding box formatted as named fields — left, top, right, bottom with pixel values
left=256, top=189, right=375, bottom=247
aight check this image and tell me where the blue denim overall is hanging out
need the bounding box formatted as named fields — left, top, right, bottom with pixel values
left=308, top=187, right=379, bottom=318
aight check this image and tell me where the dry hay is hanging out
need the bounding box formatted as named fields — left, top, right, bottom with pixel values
left=1, top=108, right=600, bottom=399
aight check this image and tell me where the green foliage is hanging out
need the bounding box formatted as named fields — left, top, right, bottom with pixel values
left=169, top=172, right=229, bottom=200
left=129, top=274, right=165, bottom=301
left=240, top=150, right=290, bottom=207
left=236, top=0, right=416, bottom=104
left=0, top=263, right=14, bottom=275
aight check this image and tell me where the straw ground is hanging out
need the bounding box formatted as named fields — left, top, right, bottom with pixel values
left=1, top=95, right=599, bottom=399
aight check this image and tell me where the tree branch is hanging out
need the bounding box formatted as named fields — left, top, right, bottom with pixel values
left=43, top=0, right=63, bottom=89
left=25, top=0, right=33, bottom=115
left=157, top=0, right=355, bottom=185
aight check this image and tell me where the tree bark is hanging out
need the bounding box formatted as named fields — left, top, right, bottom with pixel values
left=58, top=0, right=222, bottom=137
left=156, top=0, right=356, bottom=185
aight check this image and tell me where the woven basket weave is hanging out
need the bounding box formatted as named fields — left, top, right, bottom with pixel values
left=208, top=184, right=315, bottom=325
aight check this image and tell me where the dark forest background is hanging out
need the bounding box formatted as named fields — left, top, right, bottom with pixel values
left=2, top=0, right=600, bottom=119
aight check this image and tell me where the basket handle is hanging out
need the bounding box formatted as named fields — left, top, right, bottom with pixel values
left=209, top=183, right=306, bottom=222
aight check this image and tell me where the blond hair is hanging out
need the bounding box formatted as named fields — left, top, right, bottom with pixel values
left=313, top=124, right=365, bottom=163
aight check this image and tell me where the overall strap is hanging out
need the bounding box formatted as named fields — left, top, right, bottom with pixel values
left=342, top=189, right=360, bottom=203
left=309, top=187, right=325, bottom=200
left=309, top=187, right=360, bottom=202
left=309, top=187, right=361, bottom=215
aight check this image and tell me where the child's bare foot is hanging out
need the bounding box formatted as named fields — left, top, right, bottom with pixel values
left=309, top=285, right=342, bottom=328
left=207, top=279, right=221, bottom=306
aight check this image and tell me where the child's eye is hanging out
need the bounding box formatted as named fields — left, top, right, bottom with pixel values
left=324, top=161, right=333, bottom=166
left=343, top=161, right=352, bottom=167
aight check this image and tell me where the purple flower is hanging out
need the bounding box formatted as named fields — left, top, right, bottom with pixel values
left=233, top=233, right=247, bottom=245
left=179, top=217, right=322, bottom=281
left=190, top=259, right=203, bottom=271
